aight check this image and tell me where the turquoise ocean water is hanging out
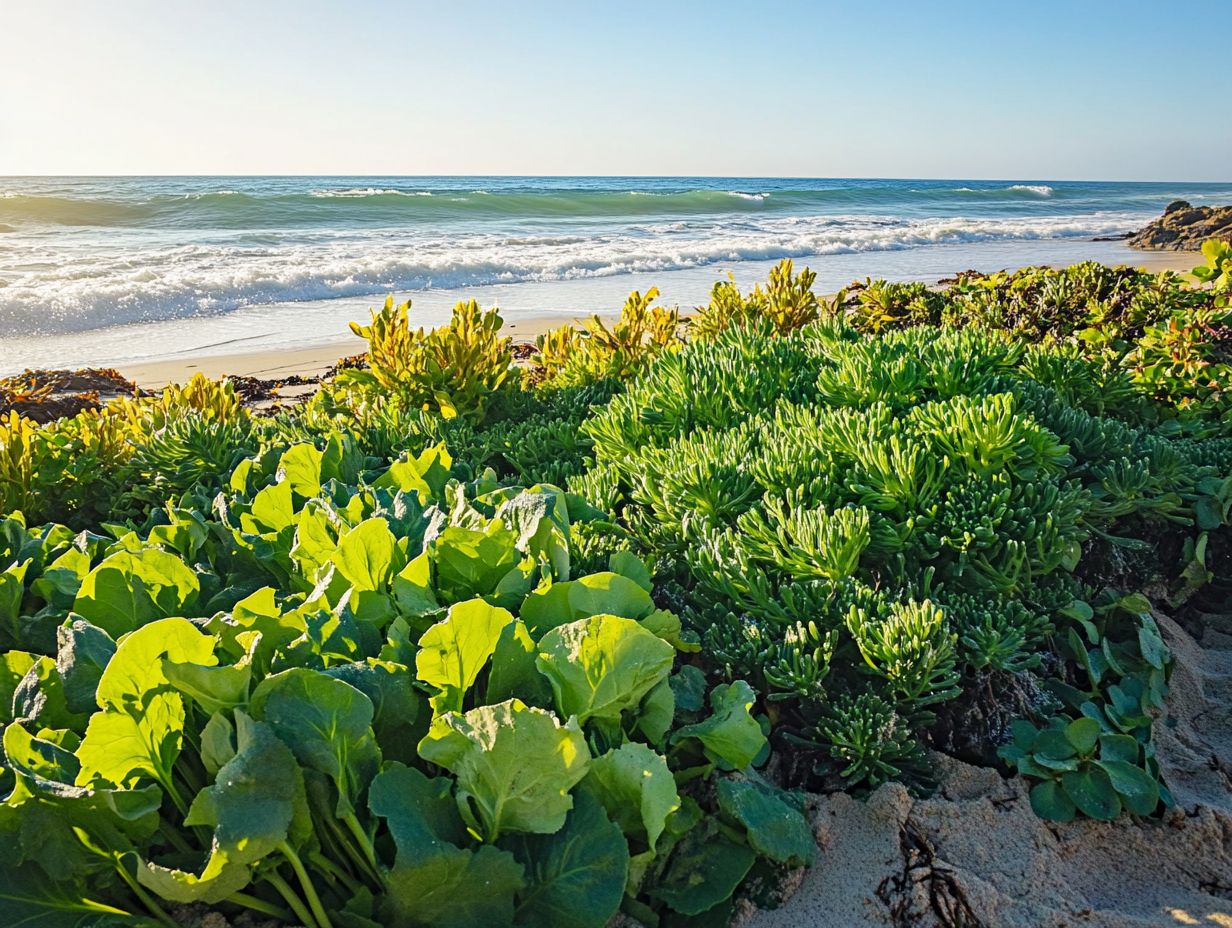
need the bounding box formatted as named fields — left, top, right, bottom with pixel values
left=1, top=176, right=1228, bottom=371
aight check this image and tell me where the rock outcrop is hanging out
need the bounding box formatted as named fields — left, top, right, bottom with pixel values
left=1128, top=200, right=1232, bottom=251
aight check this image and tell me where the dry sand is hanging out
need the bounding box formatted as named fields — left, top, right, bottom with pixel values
left=741, top=611, right=1232, bottom=928
left=115, top=250, right=1204, bottom=389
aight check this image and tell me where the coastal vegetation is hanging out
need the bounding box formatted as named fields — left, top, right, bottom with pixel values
left=1, top=244, right=1230, bottom=927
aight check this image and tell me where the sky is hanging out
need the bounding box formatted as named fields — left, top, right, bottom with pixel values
left=2, top=0, right=1229, bottom=180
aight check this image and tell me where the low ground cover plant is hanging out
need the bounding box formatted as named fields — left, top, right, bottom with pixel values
left=1, top=245, right=1230, bottom=925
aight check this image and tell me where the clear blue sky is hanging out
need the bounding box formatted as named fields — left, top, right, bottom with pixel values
left=2, top=0, right=1228, bottom=179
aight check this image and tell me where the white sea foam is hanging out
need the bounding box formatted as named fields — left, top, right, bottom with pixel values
left=1008, top=184, right=1054, bottom=196
left=309, top=188, right=434, bottom=198
left=0, top=211, right=1142, bottom=336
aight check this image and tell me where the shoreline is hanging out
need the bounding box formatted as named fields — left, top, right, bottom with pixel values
left=116, top=248, right=1204, bottom=389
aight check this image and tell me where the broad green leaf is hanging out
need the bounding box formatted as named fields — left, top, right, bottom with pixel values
left=640, top=609, right=700, bottom=653
left=536, top=614, right=674, bottom=725
left=581, top=742, right=679, bottom=851
left=33, top=547, right=91, bottom=611
left=1061, top=767, right=1121, bottom=821
left=291, top=504, right=339, bottom=581
left=212, top=587, right=303, bottom=668
left=77, top=619, right=216, bottom=792
left=487, top=619, right=552, bottom=707
left=4, top=721, right=80, bottom=784
left=716, top=776, right=815, bottom=866
left=495, top=488, right=571, bottom=580
left=374, top=444, right=452, bottom=503
left=521, top=572, right=655, bottom=635
left=669, top=665, right=708, bottom=714
left=382, top=844, right=525, bottom=928
left=162, top=654, right=251, bottom=715
left=567, top=572, right=654, bottom=620
left=1137, top=623, right=1169, bottom=671
left=200, top=712, right=236, bottom=778
left=324, top=659, right=421, bottom=762
left=278, top=443, right=325, bottom=498
left=242, top=481, right=295, bottom=535
left=250, top=667, right=380, bottom=818
left=76, top=694, right=185, bottom=792
left=636, top=677, right=675, bottom=747
left=0, top=858, right=149, bottom=928
left=419, top=699, right=589, bottom=840
left=1033, top=727, right=1077, bottom=761
left=1096, top=760, right=1159, bottom=816
left=1, top=650, right=36, bottom=724
left=139, top=712, right=304, bottom=904
left=518, top=581, right=574, bottom=634
left=55, top=619, right=116, bottom=716
left=506, top=791, right=628, bottom=928
left=608, top=551, right=652, bottom=592
left=672, top=680, right=766, bottom=771
left=1063, top=717, right=1100, bottom=754
left=432, top=523, right=521, bottom=603
left=369, top=762, right=467, bottom=857
left=1025, top=778, right=1074, bottom=823
left=651, top=821, right=756, bottom=916
left=334, top=518, right=399, bottom=592
left=74, top=550, right=200, bottom=638
left=391, top=551, right=438, bottom=617
left=13, top=656, right=88, bottom=731
left=417, top=599, right=513, bottom=714
left=1097, top=733, right=1140, bottom=764
left=94, top=618, right=216, bottom=711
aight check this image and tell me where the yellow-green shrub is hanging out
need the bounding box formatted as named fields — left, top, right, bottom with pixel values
left=341, top=296, right=512, bottom=421
left=535, top=288, right=680, bottom=387
left=691, top=258, right=822, bottom=338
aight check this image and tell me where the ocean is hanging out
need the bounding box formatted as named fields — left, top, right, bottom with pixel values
left=1, top=176, right=1229, bottom=373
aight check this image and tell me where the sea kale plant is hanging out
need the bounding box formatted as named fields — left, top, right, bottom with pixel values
left=1, top=441, right=812, bottom=927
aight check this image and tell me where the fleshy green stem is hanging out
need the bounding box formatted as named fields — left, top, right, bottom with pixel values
left=265, top=871, right=319, bottom=928
left=158, top=819, right=195, bottom=855
left=227, top=890, right=293, bottom=921
left=280, top=841, right=333, bottom=928
left=310, top=850, right=364, bottom=896
left=114, top=862, right=177, bottom=928
left=342, top=813, right=380, bottom=876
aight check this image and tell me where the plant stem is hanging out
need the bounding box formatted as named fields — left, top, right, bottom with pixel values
left=279, top=841, right=334, bottom=928
left=310, top=850, right=364, bottom=896
left=341, top=812, right=381, bottom=879
left=227, top=890, right=293, bottom=921
left=159, top=772, right=190, bottom=818
left=114, top=862, right=178, bottom=928
left=265, top=871, right=319, bottom=928
left=158, top=819, right=195, bottom=855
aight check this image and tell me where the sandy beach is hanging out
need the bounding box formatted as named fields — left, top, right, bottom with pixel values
left=116, top=247, right=1203, bottom=389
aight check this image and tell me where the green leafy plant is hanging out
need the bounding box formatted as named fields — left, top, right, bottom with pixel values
left=998, top=716, right=1160, bottom=821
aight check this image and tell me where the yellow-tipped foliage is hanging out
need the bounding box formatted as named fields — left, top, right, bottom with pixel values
left=536, top=288, right=681, bottom=387
left=0, top=411, right=38, bottom=515
left=691, top=258, right=821, bottom=338
left=343, top=296, right=513, bottom=420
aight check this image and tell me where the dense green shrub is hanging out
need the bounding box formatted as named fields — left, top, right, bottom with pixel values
left=578, top=320, right=1230, bottom=797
